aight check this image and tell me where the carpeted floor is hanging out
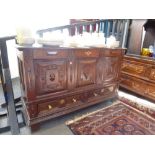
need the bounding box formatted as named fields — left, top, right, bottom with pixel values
left=66, top=99, right=155, bottom=135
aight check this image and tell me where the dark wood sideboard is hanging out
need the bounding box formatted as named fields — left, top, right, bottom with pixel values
left=120, top=54, right=155, bottom=101
left=16, top=46, right=125, bottom=131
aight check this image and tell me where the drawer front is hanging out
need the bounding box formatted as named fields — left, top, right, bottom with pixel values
left=87, top=85, right=117, bottom=102
left=75, top=50, right=99, bottom=58
left=38, top=99, right=61, bottom=115
left=38, top=94, right=83, bottom=116
left=122, top=60, right=146, bottom=76
left=121, top=74, right=155, bottom=100
left=121, top=75, right=146, bottom=92
left=33, top=49, right=68, bottom=59
left=100, top=49, right=123, bottom=57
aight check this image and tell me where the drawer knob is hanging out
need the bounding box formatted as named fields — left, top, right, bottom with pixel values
left=48, top=105, right=53, bottom=109
left=72, top=98, right=77, bottom=103
left=60, top=99, right=65, bottom=104
left=94, top=93, right=98, bottom=96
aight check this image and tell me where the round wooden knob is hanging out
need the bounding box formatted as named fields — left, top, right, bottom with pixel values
left=60, top=99, right=65, bottom=104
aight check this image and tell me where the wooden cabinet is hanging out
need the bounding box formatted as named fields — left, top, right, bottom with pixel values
left=17, top=47, right=124, bottom=131
left=120, top=54, right=155, bottom=101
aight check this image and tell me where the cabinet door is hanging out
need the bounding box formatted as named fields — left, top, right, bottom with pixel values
left=76, top=58, right=97, bottom=88
left=34, top=59, right=68, bottom=95
left=97, top=56, right=120, bottom=84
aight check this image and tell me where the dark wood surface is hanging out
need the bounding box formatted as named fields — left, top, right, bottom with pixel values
left=120, top=54, right=155, bottom=101
left=17, top=47, right=125, bottom=131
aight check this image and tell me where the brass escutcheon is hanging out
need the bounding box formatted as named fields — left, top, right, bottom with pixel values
left=101, top=89, right=104, bottom=93
left=72, top=98, right=77, bottom=103
left=94, top=93, right=98, bottom=96
left=48, top=105, right=52, bottom=109
left=85, top=51, right=92, bottom=56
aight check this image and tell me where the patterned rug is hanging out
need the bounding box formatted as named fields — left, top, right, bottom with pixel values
left=66, top=99, right=155, bottom=135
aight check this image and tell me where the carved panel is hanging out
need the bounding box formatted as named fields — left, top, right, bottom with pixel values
left=102, top=57, right=119, bottom=82
left=77, top=59, right=97, bottom=87
left=34, top=60, right=68, bottom=95
left=149, top=68, right=155, bottom=80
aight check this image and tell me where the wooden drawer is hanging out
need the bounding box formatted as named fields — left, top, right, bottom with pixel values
left=121, top=75, right=146, bottom=94
left=87, top=85, right=117, bottom=102
left=33, top=49, right=68, bottom=59
left=121, top=60, right=146, bottom=76
left=121, top=74, right=155, bottom=101
left=100, top=49, right=123, bottom=57
left=38, top=94, right=84, bottom=116
left=75, top=50, right=99, bottom=58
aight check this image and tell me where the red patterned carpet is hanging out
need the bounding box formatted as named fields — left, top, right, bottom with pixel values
left=66, top=99, right=155, bottom=135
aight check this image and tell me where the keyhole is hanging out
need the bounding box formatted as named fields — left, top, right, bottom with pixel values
left=49, top=73, right=55, bottom=81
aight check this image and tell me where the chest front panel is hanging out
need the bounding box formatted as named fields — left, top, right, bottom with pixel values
left=34, top=59, right=68, bottom=95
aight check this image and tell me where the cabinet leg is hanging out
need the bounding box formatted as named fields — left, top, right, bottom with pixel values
left=30, top=124, right=40, bottom=132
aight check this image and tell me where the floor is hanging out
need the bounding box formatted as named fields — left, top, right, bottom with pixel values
left=1, top=78, right=155, bottom=135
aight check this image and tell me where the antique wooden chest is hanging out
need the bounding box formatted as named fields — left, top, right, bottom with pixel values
left=120, top=54, right=155, bottom=101
left=16, top=46, right=124, bottom=131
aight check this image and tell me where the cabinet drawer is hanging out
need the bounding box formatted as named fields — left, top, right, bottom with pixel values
left=121, top=74, right=155, bottom=101
left=122, top=60, right=146, bottom=76
left=38, top=94, right=84, bottom=116
left=121, top=75, right=146, bottom=94
left=33, top=49, right=68, bottom=59
left=75, top=50, right=99, bottom=58
left=100, top=49, right=123, bottom=57
left=87, top=85, right=117, bottom=102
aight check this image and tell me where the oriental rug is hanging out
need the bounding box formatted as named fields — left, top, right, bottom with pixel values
left=66, top=99, right=155, bottom=135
